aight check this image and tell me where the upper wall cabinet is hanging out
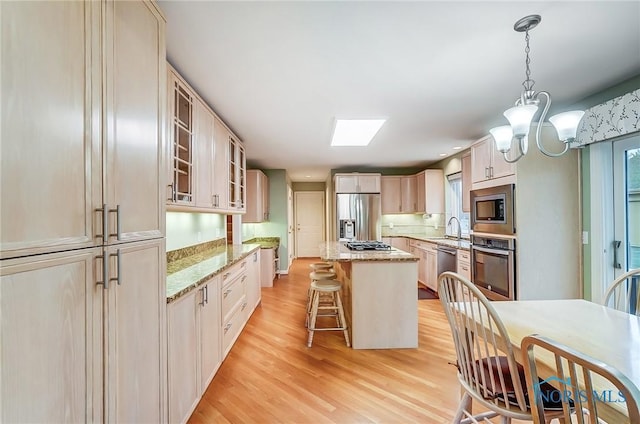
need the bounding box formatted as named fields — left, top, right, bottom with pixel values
left=0, top=0, right=165, bottom=260
left=334, top=173, right=381, bottom=193
left=415, top=170, right=444, bottom=215
left=245, top=170, right=269, bottom=223
left=471, top=135, right=515, bottom=189
left=461, top=152, right=471, bottom=213
left=167, top=67, right=246, bottom=214
left=381, top=176, right=417, bottom=214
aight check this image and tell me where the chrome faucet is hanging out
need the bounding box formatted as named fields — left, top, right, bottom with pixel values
left=447, top=216, right=462, bottom=241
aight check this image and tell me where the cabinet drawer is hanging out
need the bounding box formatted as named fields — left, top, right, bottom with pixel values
left=457, top=260, right=471, bottom=280
left=220, top=258, right=248, bottom=285
left=221, top=272, right=247, bottom=322
left=222, top=296, right=247, bottom=356
left=458, top=250, right=470, bottom=262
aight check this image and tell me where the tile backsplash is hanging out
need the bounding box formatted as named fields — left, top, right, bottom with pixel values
left=381, top=213, right=446, bottom=237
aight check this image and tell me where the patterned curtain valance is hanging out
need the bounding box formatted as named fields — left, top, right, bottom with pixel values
left=572, top=89, right=640, bottom=147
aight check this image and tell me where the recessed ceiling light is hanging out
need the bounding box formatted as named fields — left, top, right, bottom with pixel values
left=439, top=153, right=448, bottom=157
left=452, top=146, right=462, bottom=150
left=330, top=119, right=386, bottom=146
left=305, top=175, right=311, bottom=178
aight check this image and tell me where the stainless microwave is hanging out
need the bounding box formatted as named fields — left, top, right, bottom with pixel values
left=470, top=184, right=515, bottom=235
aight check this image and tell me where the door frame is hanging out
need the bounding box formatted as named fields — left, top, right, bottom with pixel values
left=294, top=191, right=325, bottom=258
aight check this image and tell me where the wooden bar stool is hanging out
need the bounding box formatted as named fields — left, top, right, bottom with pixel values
left=309, top=262, right=333, bottom=271
left=307, top=279, right=350, bottom=348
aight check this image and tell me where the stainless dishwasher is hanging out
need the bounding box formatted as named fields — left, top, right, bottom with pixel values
left=436, top=246, right=458, bottom=276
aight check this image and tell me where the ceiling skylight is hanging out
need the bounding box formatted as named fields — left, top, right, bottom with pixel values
left=330, top=119, right=386, bottom=146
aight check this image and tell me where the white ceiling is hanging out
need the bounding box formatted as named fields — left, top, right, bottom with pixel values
left=158, top=1, right=640, bottom=182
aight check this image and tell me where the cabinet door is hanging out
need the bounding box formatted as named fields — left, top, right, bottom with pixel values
left=213, top=117, right=230, bottom=210
left=401, top=175, right=417, bottom=213
left=245, top=170, right=263, bottom=222
left=335, top=175, right=359, bottom=193
left=381, top=176, right=402, bottom=214
left=0, top=248, right=103, bottom=423
left=357, top=175, right=381, bottom=193
left=200, top=279, right=222, bottom=392
left=471, top=139, right=491, bottom=183
left=168, top=74, right=195, bottom=206
left=105, top=238, right=165, bottom=424
left=194, top=99, right=215, bottom=208
left=415, top=172, right=426, bottom=213
left=426, top=248, right=438, bottom=291
left=424, top=170, right=445, bottom=214
left=490, top=148, right=516, bottom=180
left=104, top=0, right=165, bottom=242
left=0, top=1, right=101, bottom=259
left=238, top=142, right=246, bottom=211
left=246, top=250, right=261, bottom=311
left=167, top=289, right=199, bottom=424
left=418, top=250, right=427, bottom=284
left=260, top=248, right=275, bottom=287
left=261, top=171, right=270, bottom=220
left=461, top=153, right=471, bottom=213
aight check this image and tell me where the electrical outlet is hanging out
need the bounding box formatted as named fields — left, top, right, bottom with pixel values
left=582, top=231, right=589, bottom=245
left=197, top=231, right=202, bottom=242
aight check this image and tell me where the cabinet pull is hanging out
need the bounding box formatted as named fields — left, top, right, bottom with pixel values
left=96, top=204, right=108, bottom=242
left=241, top=275, right=247, bottom=282
left=241, top=261, right=246, bottom=268
left=461, top=265, right=469, bottom=271
left=97, top=252, right=109, bottom=290
left=167, top=183, right=176, bottom=202
left=108, top=204, right=121, bottom=240
left=224, top=323, right=232, bottom=334
left=223, top=272, right=230, bottom=280
left=485, top=167, right=489, bottom=178
left=204, top=284, right=209, bottom=304
left=223, top=288, right=231, bottom=298
left=241, top=302, right=247, bottom=311
left=110, top=249, right=121, bottom=285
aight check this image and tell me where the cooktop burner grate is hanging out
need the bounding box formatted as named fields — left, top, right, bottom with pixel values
left=345, top=241, right=392, bottom=251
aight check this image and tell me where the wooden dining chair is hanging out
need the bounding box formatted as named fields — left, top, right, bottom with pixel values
left=438, top=272, right=551, bottom=424
left=522, top=334, right=640, bottom=424
left=603, top=268, right=640, bottom=316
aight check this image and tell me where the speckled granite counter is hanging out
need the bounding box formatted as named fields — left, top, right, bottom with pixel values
left=386, top=235, right=471, bottom=251
left=243, top=237, right=279, bottom=249
left=166, top=243, right=261, bottom=303
left=319, top=242, right=419, bottom=262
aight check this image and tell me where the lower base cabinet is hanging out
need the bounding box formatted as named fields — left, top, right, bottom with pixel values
left=167, top=249, right=260, bottom=424
left=259, top=248, right=276, bottom=287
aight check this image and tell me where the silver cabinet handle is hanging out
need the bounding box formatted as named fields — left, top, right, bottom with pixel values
left=485, top=167, right=489, bottom=178
left=461, top=265, right=469, bottom=271
left=108, top=205, right=121, bottom=240
left=241, top=261, right=246, bottom=268
left=241, top=301, right=247, bottom=311
left=199, top=287, right=206, bottom=306
left=613, top=240, right=622, bottom=269
left=110, top=249, right=121, bottom=285
left=241, top=275, right=247, bottom=282
left=167, top=183, right=175, bottom=202
left=224, top=323, right=232, bottom=334
left=223, top=272, right=230, bottom=280
left=204, top=284, right=208, bottom=304
left=223, top=288, right=231, bottom=298
left=96, top=204, right=108, bottom=242
left=97, top=251, right=109, bottom=290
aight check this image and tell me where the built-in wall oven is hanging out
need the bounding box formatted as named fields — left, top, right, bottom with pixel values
left=471, top=184, right=515, bottom=235
left=471, top=234, right=516, bottom=301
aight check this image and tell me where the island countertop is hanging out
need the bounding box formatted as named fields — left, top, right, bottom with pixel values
left=320, top=242, right=419, bottom=262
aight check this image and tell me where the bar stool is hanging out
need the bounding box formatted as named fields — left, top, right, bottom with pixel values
left=305, top=270, right=337, bottom=327
left=307, top=279, right=350, bottom=348
left=309, top=262, right=333, bottom=272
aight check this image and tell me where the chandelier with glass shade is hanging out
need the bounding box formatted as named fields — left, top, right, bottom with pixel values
left=490, top=15, right=585, bottom=163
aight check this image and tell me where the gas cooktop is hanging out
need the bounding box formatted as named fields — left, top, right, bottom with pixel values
left=345, top=241, right=392, bottom=251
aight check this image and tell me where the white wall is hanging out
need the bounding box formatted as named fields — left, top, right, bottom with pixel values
left=166, top=212, right=226, bottom=251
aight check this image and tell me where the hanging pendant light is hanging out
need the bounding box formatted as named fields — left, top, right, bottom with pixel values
left=489, top=15, right=585, bottom=163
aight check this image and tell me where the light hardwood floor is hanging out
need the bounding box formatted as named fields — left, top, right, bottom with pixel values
left=187, top=258, right=467, bottom=423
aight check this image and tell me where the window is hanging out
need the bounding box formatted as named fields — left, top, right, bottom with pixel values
left=447, top=173, right=470, bottom=237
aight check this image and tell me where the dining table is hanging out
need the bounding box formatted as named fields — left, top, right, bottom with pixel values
left=489, top=299, right=640, bottom=422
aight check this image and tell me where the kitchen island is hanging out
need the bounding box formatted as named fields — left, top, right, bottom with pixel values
left=320, top=242, right=419, bottom=349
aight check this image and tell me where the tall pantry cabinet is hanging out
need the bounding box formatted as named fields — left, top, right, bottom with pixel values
left=0, top=1, right=167, bottom=423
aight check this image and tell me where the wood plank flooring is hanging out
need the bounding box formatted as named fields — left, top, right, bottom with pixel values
left=187, top=258, right=467, bottom=423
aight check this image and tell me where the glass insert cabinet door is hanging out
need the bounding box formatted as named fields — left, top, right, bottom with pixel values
left=613, top=135, right=640, bottom=275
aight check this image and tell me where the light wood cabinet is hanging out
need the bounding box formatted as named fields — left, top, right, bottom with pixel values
left=390, top=237, right=410, bottom=252
left=457, top=249, right=471, bottom=280
left=168, top=275, right=221, bottom=424
left=0, top=248, right=103, bottom=423
left=194, top=99, right=215, bottom=208
left=1, top=0, right=164, bottom=259
left=260, top=247, right=277, bottom=287
left=212, top=117, right=231, bottom=210
left=401, top=175, right=417, bottom=213
left=335, top=173, right=381, bottom=193
left=228, top=136, right=246, bottom=211
left=415, top=170, right=445, bottom=215
left=381, top=176, right=402, bottom=214
left=246, top=249, right=262, bottom=313
left=245, top=170, right=270, bottom=222
left=461, top=153, right=472, bottom=213
left=470, top=135, right=515, bottom=186
left=424, top=244, right=438, bottom=292
left=168, top=72, right=195, bottom=206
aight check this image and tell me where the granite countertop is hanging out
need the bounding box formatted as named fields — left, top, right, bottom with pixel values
left=166, top=243, right=261, bottom=303
left=320, top=242, right=419, bottom=262
left=388, top=235, right=471, bottom=251
left=243, top=236, right=279, bottom=249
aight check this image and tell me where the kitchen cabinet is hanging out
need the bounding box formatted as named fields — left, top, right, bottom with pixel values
left=168, top=276, right=221, bottom=424
left=1, top=0, right=165, bottom=259
left=334, top=173, right=381, bottom=193
left=246, top=249, right=262, bottom=312
left=221, top=257, right=250, bottom=357
left=260, top=247, right=278, bottom=287
left=168, top=71, right=195, bottom=206
left=212, top=116, right=231, bottom=210
left=228, top=135, right=246, bottom=211
left=194, top=99, right=215, bottom=208
left=415, top=170, right=445, bottom=215
left=245, top=170, right=270, bottom=222
left=381, top=176, right=417, bottom=214
left=457, top=249, right=471, bottom=280
left=424, top=244, right=438, bottom=292
left=0, top=2, right=167, bottom=423
left=390, top=237, right=410, bottom=253
left=471, top=135, right=515, bottom=187
left=461, top=152, right=472, bottom=213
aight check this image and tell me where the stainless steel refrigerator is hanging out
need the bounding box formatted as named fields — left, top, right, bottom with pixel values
left=336, top=193, right=381, bottom=241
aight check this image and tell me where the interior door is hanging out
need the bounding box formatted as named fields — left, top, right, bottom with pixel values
left=295, top=191, right=325, bottom=257
left=612, top=135, right=640, bottom=277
